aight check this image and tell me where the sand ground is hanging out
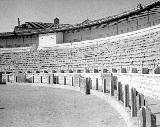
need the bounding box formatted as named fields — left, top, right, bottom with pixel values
left=0, top=84, right=126, bottom=127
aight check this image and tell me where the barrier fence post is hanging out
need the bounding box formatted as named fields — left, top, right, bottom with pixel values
left=96, top=78, right=98, bottom=90
left=7, top=75, right=9, bottom=82
left=117, top=82, right=121, bottom=101
left=72, top=77, right=73, bottom=86
left=85, top=77, right=90, bottom=94
left=110, top=79, right=114, bottom=96
left=64, top=76, right=66, bottom=85
left=138, top=106, right=146, bottom=127
left=56, top=76, right=59, bottom=84
left=141, top=93, right=145, bottom=107
left=103, top=79, right=106, bottom=93
left=124, top=84, right=129, bottom=107
left=16, top=75, right=17, bottom=82
left=55, top=75, right=57, bottom=84
left=131, top=87, right=137, bottom=117
left=32, top=74, right=34, bottom=83
left=145, top=106, right=156, bottom=127
left=48, top=75, right=50, bottom=84
left=90, top=78, right=92, bottom=89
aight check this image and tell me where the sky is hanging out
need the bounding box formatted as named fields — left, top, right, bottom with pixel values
left=0, top=0, right=156, bottom=32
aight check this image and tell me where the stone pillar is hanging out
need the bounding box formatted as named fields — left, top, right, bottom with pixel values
left=110, top=80, right=114, bottom=96
left=124, top=84, right=129, bottom=107
left=96, top=78, right=98, bottom=90
left=131, top=87, right=137, bottom=117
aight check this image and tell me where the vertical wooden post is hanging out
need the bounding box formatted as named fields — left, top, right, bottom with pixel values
left=96, top=78, right=98, bottom=90
left=16, top=76, right=17, bottom=82
left=57, top=76, right=59, bottom=84
left=124, top=84, right=129, bottom=107
left=72, top=76, right=73, bottom=86
left=141, top=93, right=145, bottom=107
left=90, top=78, right=92, bottom=89
left=55, top=76, right=57, bottom=84
left=64, top=76, right=66, bottom=85
left=131, top=87, right=137, bottom=117
left=85, top=78, right=90, bottom=94
left=138, top=106, right=146, bottom=127
left=146, top=106, right=152, bottom=127
left=110, top=80, right=114, bottom=96
left=41, top=76, right=42, bottom=83
left=48, top=75, right=50, bottom=84
left=117, top=82, right=121, bottom=101
left=103, top=79, right=106, bottom=93
left=79, top=77, right=80, bottom=87
left=32, top=74, right=34, bottom=83
left=151, top=113, right=156, bottom=127
left=7, top=75, right=9, bottom=82
left=145, top=106, right=157, bottom=127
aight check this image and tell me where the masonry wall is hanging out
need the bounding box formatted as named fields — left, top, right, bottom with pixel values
left=63, top=8, right=160, bottom=43
left=0, top=35, right=38, bottom=48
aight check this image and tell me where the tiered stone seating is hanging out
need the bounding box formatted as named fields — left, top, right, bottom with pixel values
left=1, top=24, right=160, bottom=74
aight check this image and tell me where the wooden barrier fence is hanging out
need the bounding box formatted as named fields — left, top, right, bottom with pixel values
left=4, top=72, right=157, bottom=127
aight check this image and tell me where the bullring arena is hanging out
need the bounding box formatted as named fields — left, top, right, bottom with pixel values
left=1, top=0, right=160, bottom=127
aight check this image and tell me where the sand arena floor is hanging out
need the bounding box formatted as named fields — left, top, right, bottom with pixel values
left=0, top=84, right=126, bottom=127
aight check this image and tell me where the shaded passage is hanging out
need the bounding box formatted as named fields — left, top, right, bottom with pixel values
left=0, top=85, right=126, bottom=126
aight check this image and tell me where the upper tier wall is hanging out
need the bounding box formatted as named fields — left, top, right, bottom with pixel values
left=0, top=24, right=160, bottom=73
left=63, top=6, right=160, bottom=43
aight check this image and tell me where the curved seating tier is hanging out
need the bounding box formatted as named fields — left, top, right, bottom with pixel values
left=1, top=24, right=160, bottom=73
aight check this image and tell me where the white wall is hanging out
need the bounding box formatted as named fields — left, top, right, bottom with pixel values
left=39, top=33, right=57, bottom=47
left=39, top=32, right=64, bottom=47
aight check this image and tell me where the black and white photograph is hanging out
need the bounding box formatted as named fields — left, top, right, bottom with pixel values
left=0, top=0, right=159, bottom=127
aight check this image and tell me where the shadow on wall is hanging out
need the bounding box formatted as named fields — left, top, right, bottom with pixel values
left=154, top=67, right=160, bottom=74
